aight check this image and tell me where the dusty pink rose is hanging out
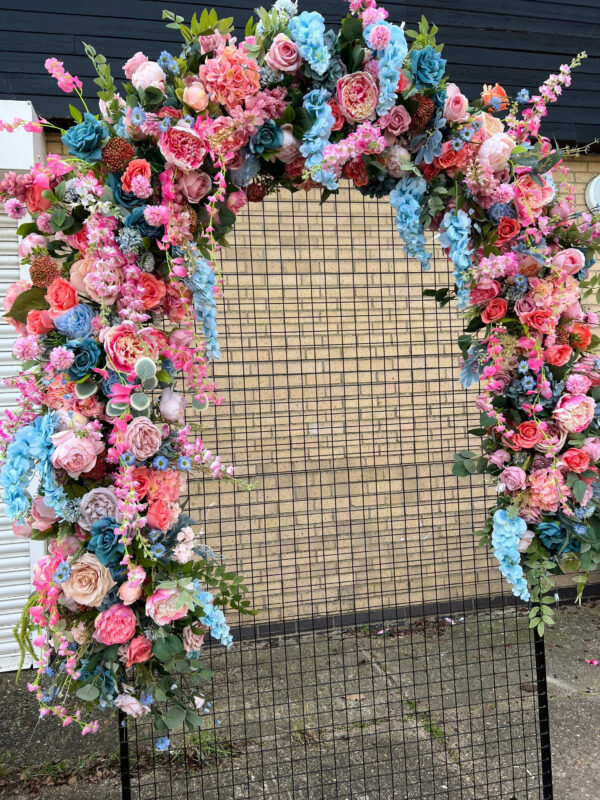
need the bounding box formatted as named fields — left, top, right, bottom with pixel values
left=159, top=387, right=186, bottom=423
left=159, top=124, right=207, bottom=172
left=551, top=248, right=585, bottom=276
left=18, top=233, right=46, bottom=259
left=554, top=394, right=595, bottom=434
left=277, top=124, right=301, bottom=164
left=379, top=105, right=411, bottom=136
left=145, top=588, right=188, bottom=626
left=131, top=61, right=166, bottom=93
left=126, top=416, right=162, bottom=461
left=582, top=437, right=600, bottom=461
left=500, top=466, right=527, bottom=492
left=61, top=553, right=116, bottom=608
left=51, top=429, right=104, bottom=479
left=182, top=81, right=209, bottom=112
left=443, top=83, right=469, bottom=122
left=488, top=449, right=510, bottom=468
left=124, top=635, right=152, bottom=667
left=114, top=694, right=150, bottom=718
left=78, top=487, right=120, bottom=531
left=93, top=604, right=137, bottom=645
left=31, top=497, right=57, bottom=531
left=265, top=33, right=302, bottom=73
left=13, top=522, right=33, bottom=538
left=336, top=71, right=379, bottom=123
left=176, top=170, right=211, bottom=203
left=225, top=190, right=248, bottom=215
left=123, top=51, right=148, bottom=80
left=182, top=625, right=205, bottom=652
left=477, top=133, right=514, bottom=172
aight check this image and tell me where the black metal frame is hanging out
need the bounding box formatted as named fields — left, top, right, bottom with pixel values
left=120, top=189, right=557, bottom=799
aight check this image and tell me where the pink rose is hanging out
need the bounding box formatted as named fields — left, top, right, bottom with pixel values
left=126, top=417, right=162, bottom=461
left=158, top=124, right=207, bottom=172
left=145, top=588, right=188, bottom=626
left=48, top=535, right=80, bottom=557
left=488, top=449, right=511, bottom=468
left=182, top=625, right=205, bottom=652
left=582, top=437, right=600, bottom=462
left=18, top=233, right=46, bottom=259
left=123, top=51, right=148, bottom=80
left=379, top=105, right=411, bottom=136
left=114, top=694, right=150, bottom=718
left=182, top=81, right=209, bottom=112
left=146, top=500, right=172, bottom=531
left=159, top=387, right=186, bottom=423
left=277, top=124, right=301, bottom=164
left=225, top=190, right=248, bottom=215
left=176, top=170, right=211, bottom=203
left=131, top=61, right=166, bottom=93
left=93, top=604, right=137, bottom=645
left=124, top=635, right=152, bottom=666
left=265, top=33, right=302, bottom=73
left=443, top=83, right=469, bottom=123
left=31, top=497, right=57, bottom=532
left=477, top=133, right=515, bottom=172
left=551, top=248, right=585, bottom=276
left=500, top=466, right=527, bottom=492
left=553, top=394, right=595, bottom=434
left=470, top=279, right=501, bottom=306
left=336, top=71, right=379, bottom=123
left=51, top=429, right=104, bottom=479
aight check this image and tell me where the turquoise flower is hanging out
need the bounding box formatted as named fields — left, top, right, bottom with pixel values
left=88, top=516, right=124, bottom=566
left=61, top=113, right=108, bottom=161
left=410, top=46, right=446, bottom=89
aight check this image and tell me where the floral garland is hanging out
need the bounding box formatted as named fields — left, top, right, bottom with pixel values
left=0, top=0, right=599, bottom=744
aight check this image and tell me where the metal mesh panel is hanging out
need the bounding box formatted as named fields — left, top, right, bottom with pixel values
left=125, top=187, right=550, bottom=800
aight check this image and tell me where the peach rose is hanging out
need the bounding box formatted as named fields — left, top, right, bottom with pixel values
left=513, top=420, right=544, bottom=449
left=561, top=448, right=590, bottom=473
left=146, top=500, right=172, bottom=531
left=119, top=580, right=143, bottom=605
left=61, top=553, right=116, bottom=607
left=26, top=309, right=54, bottom=335
left=139, top=273, right=167, bottom=310
left=183, top=81, right=209, bottom=112
left=124, top=635, right=152, bottom=666
left=482, top=298, right=508, bottom=323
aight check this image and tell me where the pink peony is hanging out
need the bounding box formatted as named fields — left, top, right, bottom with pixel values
left=93, top=604, right=137, bottom=645
left=551, top=248, right=585, bottom=276
left=336, top=71, right=379, bottom=123
left=131, top=61, right=166, bottom=93
left=158, top=124, right=207, bottom=172
left=176, top=170, right=211, bottom=203
left=499, top=466, right=527, bottom=492
left=265, top=33, right=302, bottom=73
left=514, top=174, right=555, bottom=225
left=145, top=588, right=188, bottom=626
left=123, top=51, right=148, bottom=80
left=51, top=429, right=104, bottom=479
left=126, top=416, right=162, bottom=461
left=477, top=133, right=515, bottom=172
left=553, top=394, right=595, bottom=434
left=443, top=83, right=469, bottom=122
left=102, top=323, right=160, bottom=373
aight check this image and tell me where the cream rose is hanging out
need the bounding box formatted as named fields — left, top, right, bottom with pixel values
left=477, top=133, right=515, bottom=172
left=61, top=553, right=116, bottom=608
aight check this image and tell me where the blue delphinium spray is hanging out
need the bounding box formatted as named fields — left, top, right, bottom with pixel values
left=491, top=509, right=530, bottom=601
left=439, top=209, right=472, bottom=308
left=389, top=175, right=431, bottom=270
left=363, top=22, right=408, bottom=115
left=288, top=11, right=331, bottom=76
left=300, top=88, right=337, bottom=190
left=182, top=248, right=221, bottom=360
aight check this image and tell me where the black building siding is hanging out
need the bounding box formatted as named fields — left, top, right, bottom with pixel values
left=0, top=0, right=598, bottom=144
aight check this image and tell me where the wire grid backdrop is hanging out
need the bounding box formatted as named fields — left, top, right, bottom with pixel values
left=125, top=186, right=551, bottom=800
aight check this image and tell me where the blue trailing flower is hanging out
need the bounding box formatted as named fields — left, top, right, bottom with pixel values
left=363, top=22, right=408, bottom=115
left=389, top=175, right=431, bottom=270
left=299, top=88, right=337, bottom=190
left=181, top=246, right=220, bottom=360
left=459, top=344, right=485, bottom=388
left=411, top=112, right=445, bottom=165
left=439, top=209, right=472, bottom=308
left=288, top=11, right=331, bottom=76
left=491, top=509, right=530, bottom=601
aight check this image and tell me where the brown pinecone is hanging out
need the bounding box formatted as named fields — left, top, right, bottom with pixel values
left=408, top=94, right=435, bottom=133
left=101, top=137, right=136, bottom=173
left=29, top=254, right=61, bottom=287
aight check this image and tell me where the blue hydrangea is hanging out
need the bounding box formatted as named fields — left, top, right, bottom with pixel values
left=389, top=175, right=431, bottom=270
left=491, top=509, right=530, bottom=601
left=229, top=149, right=261, bottom=187
left=288, top=11, right=331, bottom=76
left=363, top=22, right=408, bottom=115
left=299, top=89, right=337, bottom=190
left=439, top=210, right=472, bottom=308
left=54, top=304, right=95, bottom=339
left=193, top=588, right=233, bottom=647
left=488, top=202, right=517, bottom=225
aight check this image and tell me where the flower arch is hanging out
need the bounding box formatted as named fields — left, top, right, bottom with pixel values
left=0, top=0, right=599, bottom=741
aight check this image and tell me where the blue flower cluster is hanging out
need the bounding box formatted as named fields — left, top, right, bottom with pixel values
left=54, top=304, right=95, bottom=339
left=389, top=175, right=431, bottom=270
left=0, top=411, right=67, bottom=521
left=363, top=22, right=408, bottom=115
left=459, top=343, right=485, bottom=389
left=193, top=584, right=233, bottom=647
left=288, top=11, right=331, bottom=76
left=182, top=247, right=220, bottom=360
left=299, top=89, right=337, bottom=190
left=491, top=509, right=530, bottom=601
left=439, top=210, right=472, bottom=308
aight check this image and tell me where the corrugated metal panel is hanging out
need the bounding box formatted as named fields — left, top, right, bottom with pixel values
left=0, top=210, right=35, bottom=671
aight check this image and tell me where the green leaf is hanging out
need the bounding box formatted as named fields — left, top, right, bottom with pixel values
left=68, top=104, right=83, bottom=123
left=339, top=15, right=363, bottom=43
left=51, top=206, right=67, bottom=231
left=163, top=704, right=187, bottom=729
left=76, top=684, right=100, bottom=701
left=4, top=287, right=50, bottom=324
